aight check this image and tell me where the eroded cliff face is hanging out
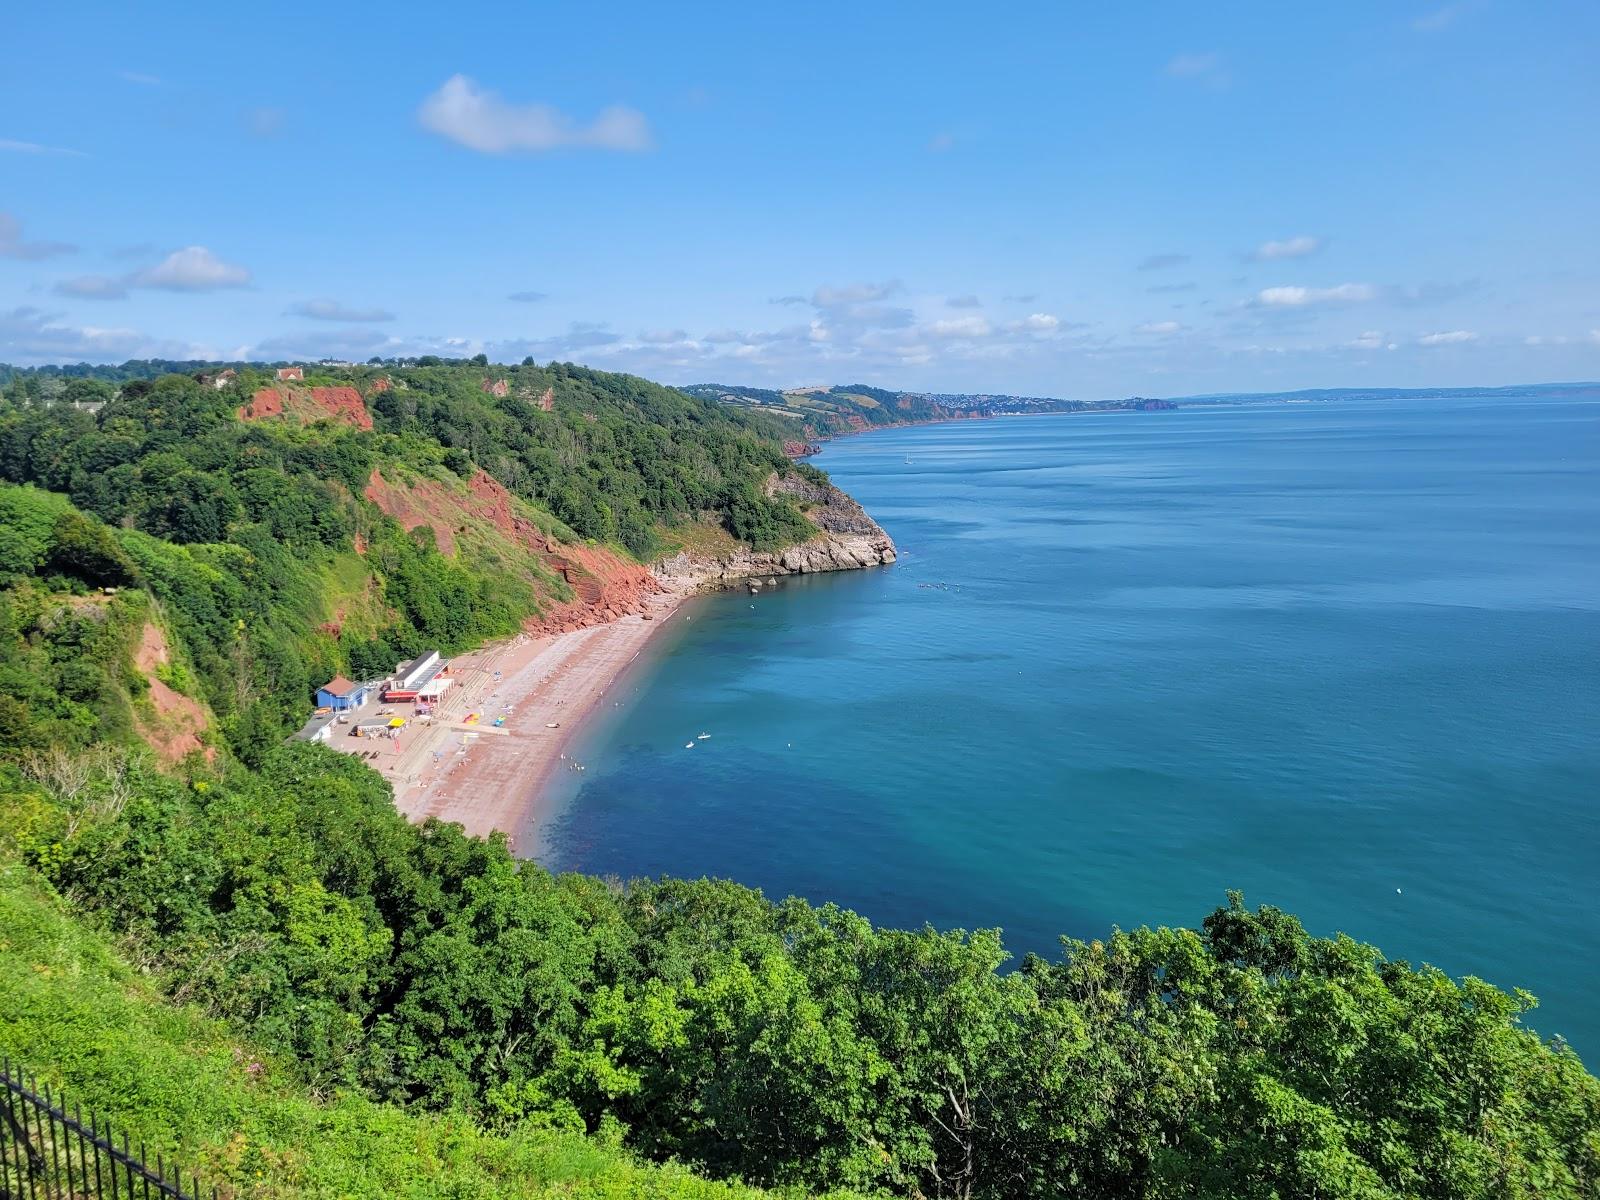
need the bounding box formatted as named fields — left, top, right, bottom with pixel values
left=653, top=472, right=896, bottom=592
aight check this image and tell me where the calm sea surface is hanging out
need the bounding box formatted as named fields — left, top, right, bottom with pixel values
left=539, top=393, right=1600, bottom=1054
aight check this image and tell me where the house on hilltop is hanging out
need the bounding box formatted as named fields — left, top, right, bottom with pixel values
left=276, top=366, right=304, bottom=382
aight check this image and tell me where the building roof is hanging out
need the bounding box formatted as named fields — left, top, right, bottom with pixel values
left=395, top=651, right=444, bottom=689
left=319, top=675, right=361, bottom=696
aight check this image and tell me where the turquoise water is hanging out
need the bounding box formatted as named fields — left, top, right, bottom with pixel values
left=540, top=393, right=1600, bottom=1054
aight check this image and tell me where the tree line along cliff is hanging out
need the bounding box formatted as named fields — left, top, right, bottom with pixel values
left=0, top=358, right=887, bottom=757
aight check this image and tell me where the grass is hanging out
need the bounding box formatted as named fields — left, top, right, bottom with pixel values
left=655, top=515, right=742, bottom=560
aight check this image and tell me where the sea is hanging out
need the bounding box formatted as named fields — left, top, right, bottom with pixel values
left=537, top=389, right=1600, bottom=1056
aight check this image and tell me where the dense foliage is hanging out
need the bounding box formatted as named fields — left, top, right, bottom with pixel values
left=4, top=737, right=1595, bottom=1199
left=0, top=361, right=822, bottom=754
left=0, top=866, right=846, bottom=1200
left=2, top=360, right=1596, bottom=1199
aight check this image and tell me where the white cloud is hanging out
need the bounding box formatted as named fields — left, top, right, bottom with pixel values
left=1418, top=329, right=1477, bottom=346
left=0, top=138, right=87, bottom=157
left=288, top=299, right=395, bottom=322
left=1252, top=235, right=1322, bottom=261
left=1257, top=283, right=1376, bottom=307
left=927, top=316, right=992, bottom=339
left=0, top=213, right=76, bottom=260
left=1018, top=313, right=1060, bottom=332
left=54, top=275, right=128, bottom=300
left=129, top=246, right=251, bottom=291
left=418, top=75, right=652, bottom=153
left=1135, top=320, right=1184, bottom=335
left=1348, top=330, right=1386, bottom=350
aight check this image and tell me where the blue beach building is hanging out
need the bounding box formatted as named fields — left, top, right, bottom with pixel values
left=316, top=675, right=369, bottom=711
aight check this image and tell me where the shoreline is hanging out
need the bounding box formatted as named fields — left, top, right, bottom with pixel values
left=359, top=587, right=687, bottom=853
left=348, top=457, right=895, bottom=852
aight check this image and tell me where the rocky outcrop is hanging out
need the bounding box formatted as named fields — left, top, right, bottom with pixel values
left=239, top=384, right=373, bottom=431
left=309, top=386, right=374, bottom=430
left=653, top=471, right=896, bottom=592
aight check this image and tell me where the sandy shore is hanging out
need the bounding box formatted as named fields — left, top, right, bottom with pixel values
left=351, top=587, right=686, bottom=852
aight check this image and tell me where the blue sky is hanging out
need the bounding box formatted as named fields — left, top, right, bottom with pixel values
left=3, top=1, right=1597, bottom=396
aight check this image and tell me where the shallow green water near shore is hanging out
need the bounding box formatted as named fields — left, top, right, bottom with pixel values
left=541, top=391, right=1600, bottom=1054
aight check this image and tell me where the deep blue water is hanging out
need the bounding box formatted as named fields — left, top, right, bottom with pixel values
left=539, top=393, right=1600, bottom=1055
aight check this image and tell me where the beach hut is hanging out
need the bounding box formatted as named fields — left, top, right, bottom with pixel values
left=316, top=675, right=370, bottom=711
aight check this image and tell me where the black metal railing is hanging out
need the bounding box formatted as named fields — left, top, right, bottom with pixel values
left=1, top=1057, right=212, bottom=1200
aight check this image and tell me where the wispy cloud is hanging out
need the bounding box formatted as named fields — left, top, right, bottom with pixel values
left=1147, top=282, right=1197, bottom=294
left=129, top=246, right=251, bottom=291
left=927, top=316, right=992, bottom=339
left=0, top=213, right=76, bottom=260
left=287, top=299, right=395, bottom=322
left=1165, top=53, right=1229, bottom=88
left=1418, top=329, right=1477, bottom=345
left=54, top=275, right=128, bottom=300
left=1139, top=253, right=1190, bottom=271
left=1250, top=235, right=1322, bottom=261
left=1256, top=283, right=1376, bottom=307
left=418, top=75, right=652, bottom=153
left=1012, top=313, right=1062, bottom=333
left=0, top=138, right=87, bottom=158
left=1539, top=330, right=1600, bottom=347
left=119, top=70, right=162, bottom=86
left=0, top=306, right=212, bottom=365
left=946, top=294, right=981, bottom=308
left=812, top=281, right=902, bottom=307
left=1135, top=320, right=1185, bottom=335
left=1348, top=330, right=1394, bottom=350
left=1413, top=3, right=1472, bottom=33
left=243, top=107, right=286, bottom=139
left=507, top=290, right=548, bottom=303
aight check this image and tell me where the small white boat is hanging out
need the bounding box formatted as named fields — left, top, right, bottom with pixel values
left=697, top=732, right=711, bottom=740
left=685, top=742, right=695, bottom=749
left=546, top=722, right=561, bottom=729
